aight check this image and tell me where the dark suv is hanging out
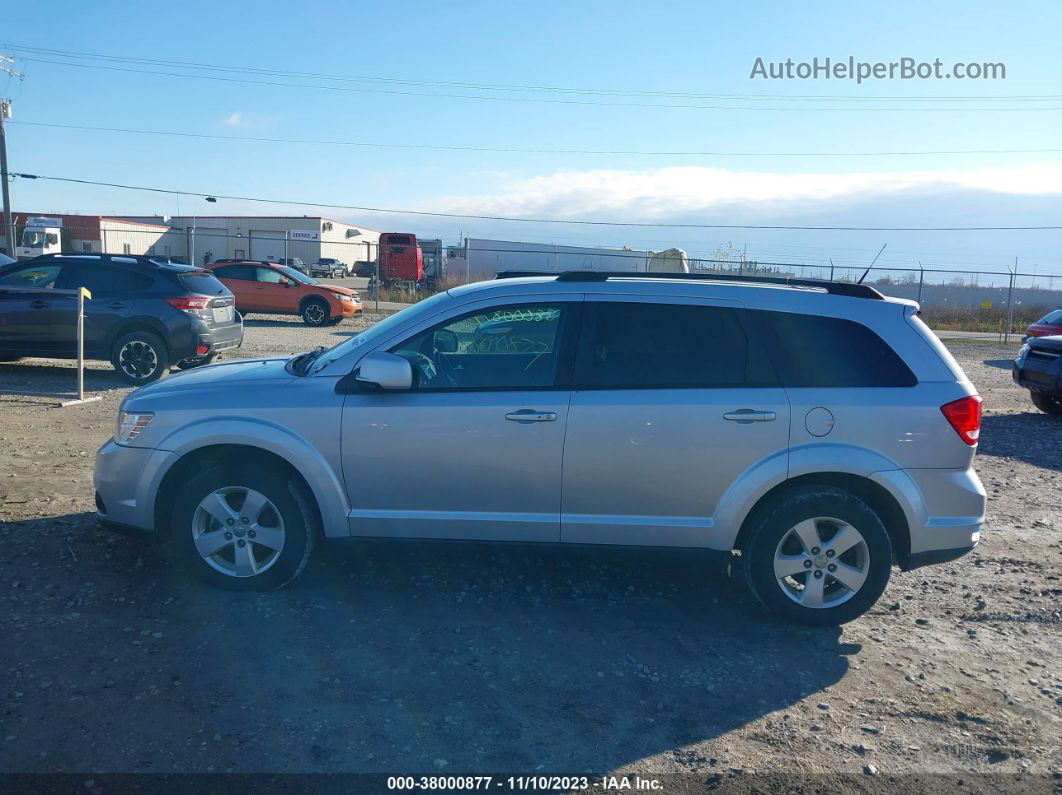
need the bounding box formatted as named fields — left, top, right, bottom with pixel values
left=0, top=253, right=243, bottom=385
left=1013, top=335, right=1062, bottom=415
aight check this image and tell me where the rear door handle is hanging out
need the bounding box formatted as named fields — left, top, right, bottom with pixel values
left=30, top=300, right=48, bottom=309
left=723, top=409, right=776, bottom=423
left=108, top=302, right=127, bottom=309
left=505, top=410, right=557, bottom=423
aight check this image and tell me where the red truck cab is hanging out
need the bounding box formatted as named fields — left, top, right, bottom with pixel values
left=378, top=233, right=423, bottom=283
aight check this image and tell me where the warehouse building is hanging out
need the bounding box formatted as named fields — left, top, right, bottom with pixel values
left=9, top=212, right=183, bottom=257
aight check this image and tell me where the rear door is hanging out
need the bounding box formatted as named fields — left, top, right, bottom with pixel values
left=560, top=297, right=790, bottom=548
left=0, top=262, right=64, bottom=354
left=53, top=263, right=149, bottom=356
left=211, top=264, right=257, bottom=311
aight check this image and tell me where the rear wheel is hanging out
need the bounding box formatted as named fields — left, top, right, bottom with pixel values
left=169, top=463, right=315, bottom=591
left=1030, top=390, right=1062, bottom=416
left=111, top=331, right=167, bottom=385
left=742, top=487, right=892, bottom=625
left=301, top=298, right=330, bottom=326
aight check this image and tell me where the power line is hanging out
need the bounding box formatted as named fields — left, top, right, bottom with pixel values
left=12, top=55, right=1062, bottom=113
left=13, top=172, right=1062, bottom=232
left=3, top=43, right=1058, bottom=102
left=10, top=119, right=1062, bottom=158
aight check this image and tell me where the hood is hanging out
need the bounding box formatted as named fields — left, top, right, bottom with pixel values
left=1029, top=334, right=1062, bottom=352
left=317, top=284, right=358, bottom=298
left=125, top=357, right=296, bottom=406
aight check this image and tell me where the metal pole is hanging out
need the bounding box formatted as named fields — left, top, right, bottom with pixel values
left=285, top=230, right=289, bottom=264
left=829, top=257, right=835, bottom=282
left=1004, top=263, right=1016, bottom=344
left=77, top=289, right=84, bottom=400
left=0, top=104, right=15, bottom=258
left=917, top=261, right=924, bottom=304
left=464, top=236, right=470, bottom=284
left=190, top=213, right=196, bottom=267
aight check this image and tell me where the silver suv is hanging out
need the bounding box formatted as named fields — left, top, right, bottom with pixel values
left=93, top=271, right=986, bottom=624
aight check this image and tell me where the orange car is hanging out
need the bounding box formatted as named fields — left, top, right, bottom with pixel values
left=207, top=261, right=362, bottom=326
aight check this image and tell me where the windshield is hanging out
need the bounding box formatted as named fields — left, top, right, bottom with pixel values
left=278, top=265, right=315, bottom=285
left=312, top=290, right=453, bottom=371
left=21, top=230, right=45, bottom=248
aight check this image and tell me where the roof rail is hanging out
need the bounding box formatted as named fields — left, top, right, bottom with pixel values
left=19, top=252, right=207, bottom=271
left=495, top=269, right=884, bottom=299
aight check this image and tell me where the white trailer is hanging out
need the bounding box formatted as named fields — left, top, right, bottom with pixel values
left=461, top=238, right=651, bottom=282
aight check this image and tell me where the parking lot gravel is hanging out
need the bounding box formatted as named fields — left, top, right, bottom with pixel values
left=0, top=319, right=1059, bottom=790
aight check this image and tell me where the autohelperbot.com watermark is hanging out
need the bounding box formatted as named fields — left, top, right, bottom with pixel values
left=750, top=56, right=1006, bottom=83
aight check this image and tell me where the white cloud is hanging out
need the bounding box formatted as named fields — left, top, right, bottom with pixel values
left=222, top=112, right=243, bottom=127
left=429, top=164, right=1062, bottom=221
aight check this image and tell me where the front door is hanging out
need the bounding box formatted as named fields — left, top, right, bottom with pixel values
left=0, top=262, right=64, bottom=354
left=254, top=266, right=294, bottom=312
left=560, top=297, right=791, bottom=549
left=340, top=299, right=579, bottom=542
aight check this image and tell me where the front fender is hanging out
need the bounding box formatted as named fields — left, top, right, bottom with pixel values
left=153, top=417, right=351, bottom=538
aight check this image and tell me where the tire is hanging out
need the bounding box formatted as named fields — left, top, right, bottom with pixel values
left=301, top=298, right=330, bottom=326
left=111, top=330, right=168, bottom=385
left=169, top=462, right=316, bottom=591
left=176, top=354, right=216, bottom=371
left=1030, top=390, right=1062, bottom=416
left=741, top=487, right=893, bottom=626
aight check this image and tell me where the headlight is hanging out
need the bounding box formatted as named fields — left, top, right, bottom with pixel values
left=338, top=294, right=355, bottom=302
left=1018, top=343, right=1030, bottom=359
left=114, top=411, right=154, bottom=445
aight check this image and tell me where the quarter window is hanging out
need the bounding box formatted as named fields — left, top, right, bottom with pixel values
left=391, top=303, right=567, bottom=390
left=576, top=302, right=763, bottom=388
left=750, top=310, right=916, bottom=388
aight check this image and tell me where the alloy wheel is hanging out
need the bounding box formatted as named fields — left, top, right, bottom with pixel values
left=119, top=341, right=159, bottom=380
left=191, top=487, right=286, bottom=577
left=772, top=517, right=870, bottom=608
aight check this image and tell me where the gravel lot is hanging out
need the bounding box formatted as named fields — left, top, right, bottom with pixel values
left=0, top=317, right=1059, bottom=790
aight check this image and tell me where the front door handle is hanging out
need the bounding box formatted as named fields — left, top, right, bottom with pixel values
left=723, top=409, right=777, bottom=423
left=505, top=410, right=557, bottom=423
left=30, top=300, right=48, bottom=309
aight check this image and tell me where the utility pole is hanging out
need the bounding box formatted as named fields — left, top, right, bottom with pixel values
left=0, top=55, right=24, bottom=258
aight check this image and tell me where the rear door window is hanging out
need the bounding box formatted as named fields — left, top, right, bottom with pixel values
left=749, top=310, right=916, bottom=387
left=63, top=264, right=152, bottom=297
left=574, top=301, right=773, bottom=388
left=215, top=265, right=255, bottom=281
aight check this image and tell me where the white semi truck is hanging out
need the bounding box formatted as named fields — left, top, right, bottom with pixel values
left=16, top=217, right=63, bottom=259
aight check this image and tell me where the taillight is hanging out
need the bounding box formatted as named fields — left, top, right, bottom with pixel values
left=164, top=296, right=211, bottom=312
left=941, top=395, right=982, bottom=446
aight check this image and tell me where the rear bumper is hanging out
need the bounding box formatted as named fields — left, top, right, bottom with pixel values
left=198, top=322, right=244, bottom=356
left=871, top=467, right=985, bottom=570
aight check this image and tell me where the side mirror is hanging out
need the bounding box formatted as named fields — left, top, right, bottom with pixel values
left=354, top=351, right=413, bottom=390
left=433, top=329, right=458, bottom=353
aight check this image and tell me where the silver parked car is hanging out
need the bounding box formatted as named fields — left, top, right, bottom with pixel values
left=94, top=271, right=986, bottom=624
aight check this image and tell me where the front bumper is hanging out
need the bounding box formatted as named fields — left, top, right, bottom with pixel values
left=1012, top=353, right=1062, bottom=395
left=93, top=440, right=178, bottom=531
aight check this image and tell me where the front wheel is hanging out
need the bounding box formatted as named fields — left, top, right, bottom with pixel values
left=742, top=487, right=892, bottom=625
left=1030, top=390, right=1062, bottom=416
left=301, top=298, right=330, bottom=326
left=169, top=464, right=316, bottom=590
left=111, top=331, right=168, bottom=385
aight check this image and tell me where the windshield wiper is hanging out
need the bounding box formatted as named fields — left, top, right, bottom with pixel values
left=289, top=346, right=326, bottom=376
